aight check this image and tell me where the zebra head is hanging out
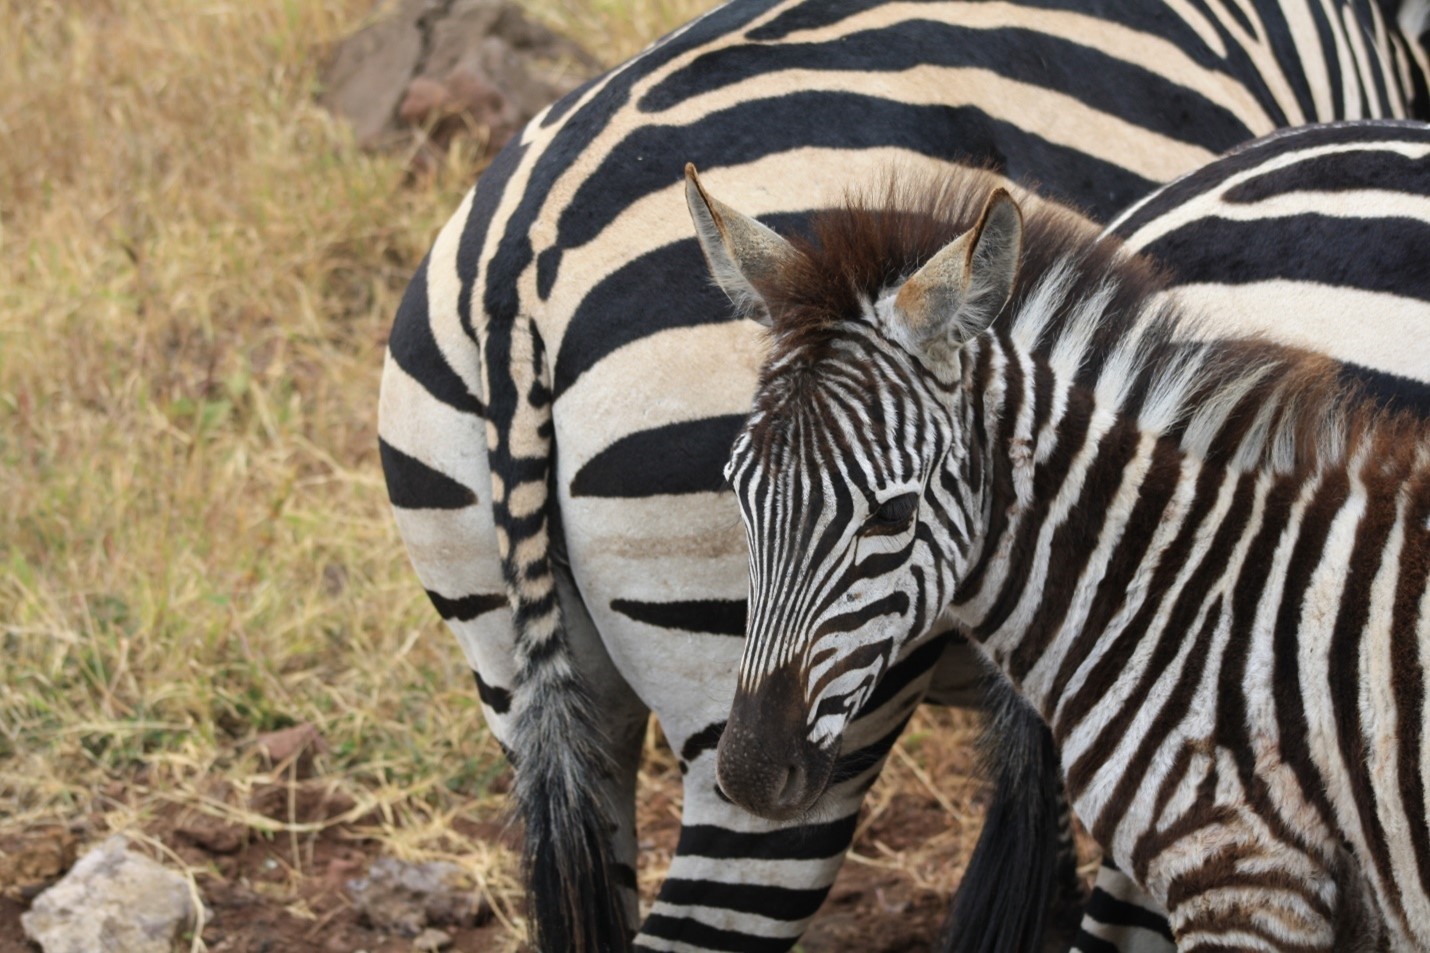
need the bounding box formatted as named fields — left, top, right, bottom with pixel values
left=685, top=166, right=1022, bottom=820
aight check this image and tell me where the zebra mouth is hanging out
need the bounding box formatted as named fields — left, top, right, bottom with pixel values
left=715, top=731, right=837, bottom=821
left=715, top=668, right=840, bottom=821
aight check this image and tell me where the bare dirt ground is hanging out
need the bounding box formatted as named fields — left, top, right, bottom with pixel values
left=0, top=709, right=1016, bottom=952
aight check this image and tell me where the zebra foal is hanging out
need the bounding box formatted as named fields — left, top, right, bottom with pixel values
left=690, top=153, right=1430, bottom=950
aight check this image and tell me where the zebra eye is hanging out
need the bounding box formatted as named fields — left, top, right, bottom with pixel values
left=868, top=492, right=918, bottom=530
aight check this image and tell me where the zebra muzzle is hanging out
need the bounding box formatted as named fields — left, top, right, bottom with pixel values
left=716, top=670, right=838, bottom=821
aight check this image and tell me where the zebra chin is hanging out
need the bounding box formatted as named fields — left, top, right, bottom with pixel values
left=715, top=667, right=840, bottom=822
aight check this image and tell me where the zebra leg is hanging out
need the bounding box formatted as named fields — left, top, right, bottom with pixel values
left=1070, top=862, right=1175, bottom=953
left=1139, top=827, right=1342, bottom=953
left=634, top=634, right=945, bottom=952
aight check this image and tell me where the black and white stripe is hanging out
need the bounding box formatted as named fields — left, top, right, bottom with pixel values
left=697, top=121, right=1430, bottom=951
left=378, top=1, right=1429, bottom=947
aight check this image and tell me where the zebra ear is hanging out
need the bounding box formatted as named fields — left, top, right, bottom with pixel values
left=892, top=188, right=1023, bottom=351
left=684, top=163, right=796, bottom=328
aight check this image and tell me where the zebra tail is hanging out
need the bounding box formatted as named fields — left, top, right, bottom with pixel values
left=939, top=678, right=1079, bottom=953
left=490, top=316, right=630, bottom=952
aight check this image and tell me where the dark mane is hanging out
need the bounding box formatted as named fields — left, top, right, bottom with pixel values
left=750, top=167, right=1165, bottom=380
left=746, top=166, right=1425, bottom=474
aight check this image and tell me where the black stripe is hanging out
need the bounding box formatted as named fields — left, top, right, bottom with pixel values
left=1340, top=362, right=1430, bottom=418
left=1393, top=473, right=1430, bottom=903
left=747, top=0, right=887, bottom=41
left=1328, top=456, right=1401, bottom=921
left=656, top=878, right=829, bottom=922
left=472, top=669, right=512, bottom=715
left=610, top=597, right=746, bottom=636
left=385, top=255, right=484, bottom=418
left=427, top=589, right=506, bottom=622
left=974, top=359, right=1088, bottom=643
left=1007, top=415, right=1140, bottom=683
left=1110, top=121, right=1430, bottom=239
left=637, top=913, right=798, bottom=953
left=680, top=721, right=726, bottom=763
left=1082, top=885, right=1175, bottom=939
left=675, top=813, right=858, bottom=861
left=1272, top=471, right=1351, bottom=837
left=861, top=631, right=950, bottom=715
left=1058, top=463, right=1224, bottom=753
left=550, top=91, right=1153, bottom=272
left=1225, top=146, right=1430, bottom=202
left=482, top=0, right=783, bottom=314
left=380, top=439, right=477, bottom=509
left=456, top=139, right=524, bottom=343
left=571, top=415, right=746, bottom=497
left=551, top=226, right=805, bottom=401
left=1218, top=476, right=1313, bottom=855
left=1048, top=439, right=1182, bottom=710
left=1142, top=213, right=1430, bottom=300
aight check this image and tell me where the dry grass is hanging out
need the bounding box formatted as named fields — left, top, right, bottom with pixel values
left=0, top=1, right=996, bottom=948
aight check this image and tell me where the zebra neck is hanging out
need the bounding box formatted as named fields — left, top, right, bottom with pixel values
left=942, top=333, right=1387, bottom=721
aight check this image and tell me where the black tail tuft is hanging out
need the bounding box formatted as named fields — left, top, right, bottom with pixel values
left=938, top=678, right=1082, bottom=953
left=512, top=665, right=631, bottom=952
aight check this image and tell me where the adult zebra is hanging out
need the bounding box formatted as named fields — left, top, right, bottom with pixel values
left=687, top=122, right=1430, bottom=951
left=376, top=2, right=1429, bottom=950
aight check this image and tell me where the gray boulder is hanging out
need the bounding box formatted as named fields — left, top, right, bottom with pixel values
left=21, top=835, right=203, bottom=953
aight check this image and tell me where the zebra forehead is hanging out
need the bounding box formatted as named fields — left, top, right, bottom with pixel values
left=752, top=168, right=1015, bottom=351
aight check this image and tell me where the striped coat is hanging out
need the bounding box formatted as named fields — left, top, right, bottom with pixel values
left=378, top=1, right=1430, bottom=947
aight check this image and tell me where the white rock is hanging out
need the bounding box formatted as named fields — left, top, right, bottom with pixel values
left=347, top=856, right=483, bottom=935
left=21, top=835, right=202, bottom=953
left=413, top=927, right=453, bottom=951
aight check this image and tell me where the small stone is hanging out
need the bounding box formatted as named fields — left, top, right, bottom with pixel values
left=347, top=857, right=484, bottom=936
left=21, top=835, right=202, bottom=953
left=413, top=927, right=453, bottom=951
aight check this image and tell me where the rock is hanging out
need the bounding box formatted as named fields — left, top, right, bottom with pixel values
left=21, top=835, right=203, bottom=953
left=346, top=857, right=487, bottom=936
left=320, top=0, right=598, bottom=169
left=412, top=927, right=453, bottom=950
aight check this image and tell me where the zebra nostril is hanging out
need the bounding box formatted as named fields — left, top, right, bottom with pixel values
left=776, top=762, right=806, bottom=807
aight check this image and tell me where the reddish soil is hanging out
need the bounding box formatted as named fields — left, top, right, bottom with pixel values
left=1, top=715, right=1008, bottom=952
left=0, top=785, right=509, bottom=953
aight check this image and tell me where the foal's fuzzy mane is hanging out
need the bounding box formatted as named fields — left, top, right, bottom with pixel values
left=746, top=166, right=1422, bottom=475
